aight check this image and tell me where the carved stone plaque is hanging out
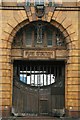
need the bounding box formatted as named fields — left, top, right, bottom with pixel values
left=23, top=50, right=55, bottom=59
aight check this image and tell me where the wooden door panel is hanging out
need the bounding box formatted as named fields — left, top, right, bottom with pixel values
left=40, top=100, right=48, bottom=115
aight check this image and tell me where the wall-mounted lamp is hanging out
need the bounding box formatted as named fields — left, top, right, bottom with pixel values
left=69, top=106, right=73, bottom=110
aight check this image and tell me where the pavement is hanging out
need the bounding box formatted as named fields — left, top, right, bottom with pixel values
left=54, top=117, right=80, bottom=120
left=1, top=117, right=80, bottom=120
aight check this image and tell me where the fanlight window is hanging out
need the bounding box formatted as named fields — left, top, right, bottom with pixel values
left=14, top=61, right=64, bottom=87
left=20, top=70, right=55, bottom=86
left=12, top=21, right=66, bottom=49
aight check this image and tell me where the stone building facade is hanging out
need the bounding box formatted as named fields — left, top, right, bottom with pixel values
left=0, top=0, right=80, bottom=118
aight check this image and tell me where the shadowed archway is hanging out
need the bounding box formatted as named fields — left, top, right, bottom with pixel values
left=11, top=20, right=68, bottom=117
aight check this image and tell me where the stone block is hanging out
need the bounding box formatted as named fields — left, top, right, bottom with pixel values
left=13, top=13, right=23, bottom=25
left=67, top=56, right=78, bottom=63
left=0, top=92, right=11, bottom=99
left=67, top=79, right=79, bottom=85
left=0, top=84, right=11, bottom=91
left=12, top=49, right=22, bottom=57
left=0, top=56, right=11, bottom=63
left=67, top=99, right=79, bottom=107
left=71, top=40, right=78, bottom=49
left=0, top=77, right=11, bottom=84
left=1, top=31, right=10, bottom=41
left=47, top=17, right=51, bottom=22
left=0, top=99, right=10, bottom=106
left=62, top=19, right=72, bottom=30
left=67, top=94, right=78, bottom=99
left=67, top=64, right=78, bottom=71
left=7, top=42, right=11, bottom=49
left=32, top=14, right=37, bottom=21
left=25, top=7, right=30, bottom=12
left=48, top=12, right=53, bottom=17
left=68, top=50, right=78, bottom=56
left=74, top=41, right=79, bottom=49
left=67, top=91, right=79, bottom=97
left=67, top=85, right=79, bottom=92
left=62, top=2, right=77, bottom=7
left=77, top=1, right=80, bottom=6
left=45, top=7, right=50, bottom=14
left=67, top=71, right=78, bottom=78
left=2, top=1, right=17, bottom=6
left=56, top=50, right=67, bottom=57
left=42, top=15, right=47, bottom=21
left=27, top=11, right=32, bottom=17
left=0, top=49, right=10, bottom=56
left=2, top=41, right=8, bottom=48
left=2, top=69, right=11, bottom=76
left=20, top=10, right=27, bottom=19
left=67, top=28, right=77, bottom=41
left=17, top=11, right=27, bottom=22
left=29, top=16, right=33, bottom=22
left=52, top=11, right=60, bottom=20
left=2, top=10, right=15, bottom=18
left=56, top=11, right=66, bottom=24
left=31, top=7, right=35, bottom=14
left=7, top=18, right=17, bottom=30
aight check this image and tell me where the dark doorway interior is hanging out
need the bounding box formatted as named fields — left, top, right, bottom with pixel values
left=12, top=60, right=65, bottom=116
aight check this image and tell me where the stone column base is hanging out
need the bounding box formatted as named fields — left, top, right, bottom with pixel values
left=68, top=110, right=80, bottom=117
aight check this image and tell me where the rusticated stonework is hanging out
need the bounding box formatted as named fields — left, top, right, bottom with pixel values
left=0, top=1, right=80, bottom=118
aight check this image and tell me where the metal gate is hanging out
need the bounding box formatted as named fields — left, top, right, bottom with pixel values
left=12, top=60, right=65, bottom=116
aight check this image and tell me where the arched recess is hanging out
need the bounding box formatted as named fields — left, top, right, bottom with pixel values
left=9, top=19, right=71, bottom=49
left=9, top=19, right=71, bottom=116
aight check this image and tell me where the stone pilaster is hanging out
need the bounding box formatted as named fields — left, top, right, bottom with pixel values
left=65, top=12, right=80, bottom=116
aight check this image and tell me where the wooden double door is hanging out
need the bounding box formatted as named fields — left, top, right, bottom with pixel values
left=12, top=60, right=65, bottom=116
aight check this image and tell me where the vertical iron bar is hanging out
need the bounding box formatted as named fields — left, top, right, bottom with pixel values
left=46, top=65, right=48, bottom=85
left=32, top=30, right=35, bottom=47
left=30, top=65, right=31, bottom=85
left=26, top=65, right=27, bottom=84
left=43, top=65, right=44, bottom=86
left=39, top=65, right=41, bottom=86
left=57, top=65, right=59, bottom=84
left=54, top=65, right=56, bottom=82
left=44, top=31, right=47, bottom=47
left=18, top=64, right=20, bottom=81
left=37, top=65, right=38, bottom=86
left=22, top=65, right=24, bottom=83
left=37, top=65, right=40, bottom=115
left=23, top=28, right=26, bottom=47
left=34, top=66, right=35, bottom=86
left=50, top=65, right=51, bottom=85
left=53, top=31, right=56, bottom=47
left=50, top=65, right=52, bottom=116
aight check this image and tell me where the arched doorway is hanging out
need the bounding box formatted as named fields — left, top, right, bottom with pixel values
left=12, top=21, right=67, bottom=117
